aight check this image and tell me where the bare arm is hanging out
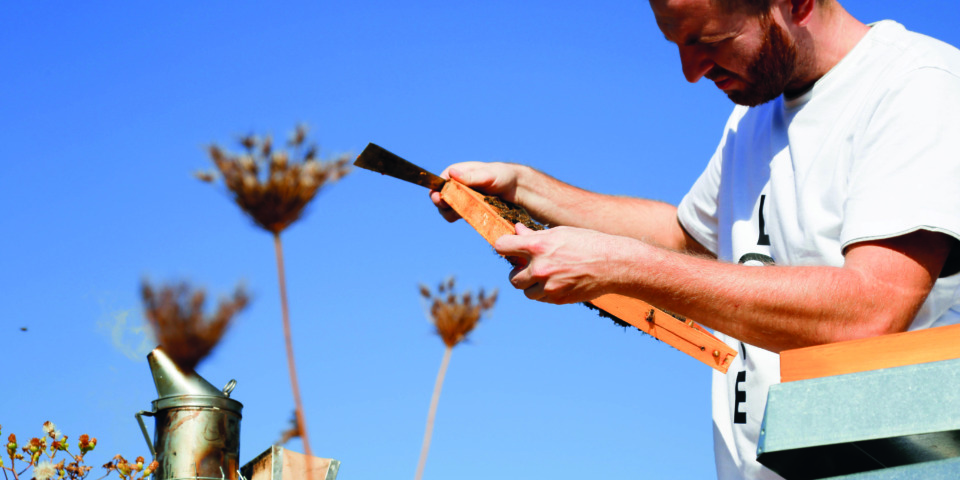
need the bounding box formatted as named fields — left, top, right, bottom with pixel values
left=431, top=162, right=710, bottom=254
left=496, top=226, right=953, bottom=353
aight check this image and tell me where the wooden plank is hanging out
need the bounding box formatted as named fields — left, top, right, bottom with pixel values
left=780, top=322, right=960, bottom=382
left=589, top=294, right=736, bottom=372
left=440, top=179, right=516, bottom=244
left=440, top=179, right=737, bottom=373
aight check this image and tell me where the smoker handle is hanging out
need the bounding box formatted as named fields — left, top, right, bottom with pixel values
left=135, top=410, right=158, bottom=458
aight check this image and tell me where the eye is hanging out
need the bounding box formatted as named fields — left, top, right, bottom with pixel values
left=700, top=37, right=728, bottom=47
left=697, top=33, right=736, bottom=47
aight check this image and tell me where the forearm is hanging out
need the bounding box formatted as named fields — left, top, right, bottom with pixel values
left=513, top=166, right=695, bottom=252
left=615, top=241, right=934, bottom=352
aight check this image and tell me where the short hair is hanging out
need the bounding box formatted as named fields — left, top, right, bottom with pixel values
left=713, top=0, right=772, bottom=14
left=713, top=0, right=831, bottom=15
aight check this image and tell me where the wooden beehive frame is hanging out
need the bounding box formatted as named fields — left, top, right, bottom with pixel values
left=440, top=179, right=737, bottom=372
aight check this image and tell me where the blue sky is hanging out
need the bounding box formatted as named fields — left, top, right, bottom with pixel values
left=3, top=1, right=958, bottom=479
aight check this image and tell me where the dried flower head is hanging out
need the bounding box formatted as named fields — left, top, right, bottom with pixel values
left=199, top=124, right=352, bottom=234
left=78, top=434, right=97, bottom=454
left=141, top=280, right=249, bottom=372
left=42, top=421, right=56, bottom=438
left=276, top=411, right=301, bottom=446
left=420, top=278, right=497, bottom=348
left=33, top=460, right=56, bottom=480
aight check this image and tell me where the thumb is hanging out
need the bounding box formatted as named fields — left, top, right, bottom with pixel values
left=448, top=167, right=472, bottom=184
left=448, top=166, right=496, bottom=190
left=514, top=223, right=535, bottom=235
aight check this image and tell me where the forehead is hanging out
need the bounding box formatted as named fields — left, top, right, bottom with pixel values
left=649, top=0, right=718, bottom=19
left=649, top=0, right=745, bottom=43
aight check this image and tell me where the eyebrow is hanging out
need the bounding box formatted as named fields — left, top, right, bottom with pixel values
left=665, top=32, right=731, bottom=46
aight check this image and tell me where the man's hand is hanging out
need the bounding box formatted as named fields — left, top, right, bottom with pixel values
left=430, top=162, right=522, bottom=223
left=494, top=223, right=633, bottom=304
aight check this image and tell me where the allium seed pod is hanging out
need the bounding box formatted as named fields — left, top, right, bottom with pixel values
left=420, top=278, right=497, bottom=348
left=202, top=125, right=352, bottom=234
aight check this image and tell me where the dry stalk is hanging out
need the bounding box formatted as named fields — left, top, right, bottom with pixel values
left=141, top=280, right=248, bottom=372
left=414, top=279, right=496, bottom=480
left=198, top=125, right=351, bottom=472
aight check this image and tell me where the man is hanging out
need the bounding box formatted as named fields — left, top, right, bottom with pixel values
left=432, top=0, right=960, bottom=478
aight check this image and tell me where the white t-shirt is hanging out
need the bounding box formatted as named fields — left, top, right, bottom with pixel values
left=677, top=21, right=960, bottom=480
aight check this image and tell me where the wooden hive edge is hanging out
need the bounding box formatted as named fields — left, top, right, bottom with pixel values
left=440, top=180, right=736, bottom=373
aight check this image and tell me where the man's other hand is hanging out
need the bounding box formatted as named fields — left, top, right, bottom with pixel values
left=430, top=162, right=521, bottom=223
left=494, top=223, right=634, bottom=304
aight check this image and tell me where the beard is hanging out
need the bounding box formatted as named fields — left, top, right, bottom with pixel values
left=722, top=17, right=799, bottom=107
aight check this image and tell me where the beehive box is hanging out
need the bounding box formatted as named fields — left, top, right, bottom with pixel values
left=241, top=445, right=339, bottom=480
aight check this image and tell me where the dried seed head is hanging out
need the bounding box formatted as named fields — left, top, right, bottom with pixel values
left=276, top=411, right=301, bottom=446
left=261, top=135, right=273, bottom=157
left=421, top=279, right=497, bottom=348
left=240, top=135, right=258, bottom=151
left=418, top=285, right=432, bottom=299
left=193, top=170, right=217, bottom=183
left=239, top=155, right=257, bottom=174
left=271, top=151, right=288, bottom=169
left=242, top=174, right=257, bottom=190
left=33, top=461, right=56, bottom=480
left=141, top=280, right=249, bottom=372
left=289, top=124, right=307, bottom=147
left=201, top=125, right=352, bottom=234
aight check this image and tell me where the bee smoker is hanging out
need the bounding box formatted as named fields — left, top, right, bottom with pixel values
left=136, top=347, right=243, bottom=480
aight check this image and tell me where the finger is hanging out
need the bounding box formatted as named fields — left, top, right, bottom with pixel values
left=447, top=165, right=497, bottom=192
left=514, top=222, right=534, bottom=235
left=430, top=190, right=461, bottom=223
left=494, top=233, right=534, bottom=258
left=430, top=189, right=448, bottom=208
left=523, top=282, right=545, bottom=301
left=508, top=263, right=535, bottom=290
left=506, top=255, right=528, bottom=268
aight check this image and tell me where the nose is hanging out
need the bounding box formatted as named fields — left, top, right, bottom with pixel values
left=678, top=45, right=714, bottom=83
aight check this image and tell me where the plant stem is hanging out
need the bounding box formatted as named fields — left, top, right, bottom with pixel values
left=273, top=233, right=315, bottom=478
left=415, top=345, right=453, bottom=480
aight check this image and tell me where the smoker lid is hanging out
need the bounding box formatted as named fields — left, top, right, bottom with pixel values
left=151, top=394, right=243, bottom=412
left=147, top=346, right=242, bottom=412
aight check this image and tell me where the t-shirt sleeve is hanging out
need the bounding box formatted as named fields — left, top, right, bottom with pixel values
left=842, top=67, right=960, bottom=274
left=678, top=148, right=722, bottom=256
left=677, top=108, right=745, bottom=256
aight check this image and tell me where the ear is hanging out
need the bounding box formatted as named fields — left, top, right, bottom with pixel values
left=788, top=0, right=815, bottom=26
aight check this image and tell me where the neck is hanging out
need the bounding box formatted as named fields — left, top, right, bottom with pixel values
left=785, top=1, right=869, bottom=95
